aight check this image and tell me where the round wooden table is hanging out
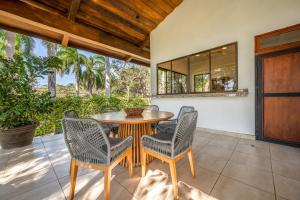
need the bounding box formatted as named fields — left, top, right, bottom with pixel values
left=92, top=110, right=174, bottom=167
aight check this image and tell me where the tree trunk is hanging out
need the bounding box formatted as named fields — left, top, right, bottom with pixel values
left=47, top=43, right=57, bottom=97
left=4, top=30, right=15, bottom=58
left=89, top=85, right=93, bottom=97
left=105, top=57, right=111, bottom=98
left=75, top=70, right=80, bottom=97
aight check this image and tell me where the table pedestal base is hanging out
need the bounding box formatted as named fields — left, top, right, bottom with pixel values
left=118, top=123, right=154, bottom=167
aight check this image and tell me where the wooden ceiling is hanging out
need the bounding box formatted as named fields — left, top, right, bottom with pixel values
left=0, top=0, right=183, bottom=66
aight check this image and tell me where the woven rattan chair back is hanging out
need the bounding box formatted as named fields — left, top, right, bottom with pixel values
left=177, top=106, right=194, bottom=121
left=172, top=111, right=198, bottom=157
left=63, top=110, right=79, bottom=118
left=144, top=105, right=159, bottom=111
left=62, top=118, right=111, bottom=165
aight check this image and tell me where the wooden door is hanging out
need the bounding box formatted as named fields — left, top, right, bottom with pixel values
left=262, top=51, right=300, bottom=143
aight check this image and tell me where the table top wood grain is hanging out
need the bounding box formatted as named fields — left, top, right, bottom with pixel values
left=92, top=110, right=174, bottom=124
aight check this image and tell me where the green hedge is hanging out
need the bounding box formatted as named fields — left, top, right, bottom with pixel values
left=35, top=96, right=148, bottom=136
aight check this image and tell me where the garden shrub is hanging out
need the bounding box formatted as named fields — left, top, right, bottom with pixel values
left=35, top=96, right=148, bottom=136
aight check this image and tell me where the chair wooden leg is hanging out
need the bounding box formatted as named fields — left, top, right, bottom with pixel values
left=127, top=148, right=133, bottom=176
left=169, top=160, right=178, bottom=199
left=69, top=159, right=78, bottom=200
left=188, top=149, right=195, bottom=177
left=141, top=147, right=146, bottom=177
left=104, top=168, right=111, bottom=200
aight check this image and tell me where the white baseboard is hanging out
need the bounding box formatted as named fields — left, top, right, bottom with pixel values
left=196, top=127, right=255, bottom=140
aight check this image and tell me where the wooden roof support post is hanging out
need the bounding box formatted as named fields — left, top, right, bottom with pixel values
left=61, top=34, right=69, bottom=47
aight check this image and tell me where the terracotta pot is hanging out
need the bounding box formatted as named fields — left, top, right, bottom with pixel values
left=0, top=123, right=36, bottom=149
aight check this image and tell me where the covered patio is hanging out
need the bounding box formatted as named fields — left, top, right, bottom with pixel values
left=1, top=130, right=300, bottom=200
left=1, top=0, right=300, bottom=200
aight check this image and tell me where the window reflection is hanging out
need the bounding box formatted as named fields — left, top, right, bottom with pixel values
left=157, top=62, right=171, bottom=94
left=172, top=57, right=188, bottom=94
left=190, top=52, right=210, bottom=93
left=211, top=44, right=237, bottom=92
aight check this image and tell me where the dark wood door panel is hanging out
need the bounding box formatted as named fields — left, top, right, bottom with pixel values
left=263, top=97, right=300, bottom=143
left=263, top=52, right=300, bottom=93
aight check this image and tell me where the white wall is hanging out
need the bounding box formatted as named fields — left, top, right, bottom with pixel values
left=150, top=0, right=300, bottom=135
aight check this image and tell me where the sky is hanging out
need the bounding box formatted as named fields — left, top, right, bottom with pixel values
left=33, top=38, right=95, bottom=86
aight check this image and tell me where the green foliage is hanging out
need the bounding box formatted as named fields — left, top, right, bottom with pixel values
left=0, top=55, right=55, bottom=129
left=35, top=96, right=148, bottom=136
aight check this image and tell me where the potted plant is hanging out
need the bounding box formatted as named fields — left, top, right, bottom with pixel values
left=0, top=55, right=60, bottom=149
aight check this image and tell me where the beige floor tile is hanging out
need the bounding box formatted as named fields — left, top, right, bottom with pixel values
left=177, top=165, right=219, bottom=194
left=133, top=169, right=170, bottom=200
left=208, top=138, right=239, bottom=150
left=192, top=140, right=209, bottom=153
left=276, top=196, right=288, bottom=200
left=270, top=143, right=300, bottom=154
left=271, top=147, right=300, bottom=166
left=235, top=143, right=270, bottom=158
left=192, top=152, right=228, bottom=174
left=41, top=134, right=64, bottom=143
left=272, top=159, right=300, bottom=182
left=230, top=151, right=272, bottom=171
left=274, top=174, right=300, bottom=200
left=59, top=171, right=134, bottom=200
left=210, top=176, right=275, bottom=200
left=179, top=181, right=210, bottom=200
left=115, top=167, right=144, bottom=194
left=8, top=144, right=47, bottom=158
left=222, top=162, right=274, bottom=194
left=148, top=158, right=171, bottom=175
left=0, top=167, right=57, bottom=199
left=8, top=180, right=65, bottom=200
left=200, top=144, right=234, bottom=160
left=6, top=154, right=51, bottom=176
left=238, top=138, right=270, bottom=149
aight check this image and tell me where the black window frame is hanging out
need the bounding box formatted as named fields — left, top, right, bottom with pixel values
left=156, top=42, right=238, bottom=95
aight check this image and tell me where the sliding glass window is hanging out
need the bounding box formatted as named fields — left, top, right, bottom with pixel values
left=157, top=42, right=237, bottom=94
left=172, top=57, right=188, bottom=94
left=190, top=52, right=210, bottom=93
left=157, top=62, right=171, bottom=94
left=211, top=44, right=237, bottom=92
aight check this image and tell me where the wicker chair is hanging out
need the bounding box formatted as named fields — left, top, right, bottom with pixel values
left=157, top=106, right=194, bottom=133
left=63, top=110, right=111, bottom=136
left=63, top=110, right=79, bottom=118
left=144, top=105, right=159, bottom=111
left=141, top=111, right=198, bottom=199
left=62, top=118, right=133, bottom=200
left=100, top=106, right=120, bottom=138
left=144, top=105, right=159, bottom=132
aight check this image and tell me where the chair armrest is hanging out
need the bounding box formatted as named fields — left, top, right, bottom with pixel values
left=141, top=135, right=172, bottom=145
left=110, top=136, right=133, bottom=152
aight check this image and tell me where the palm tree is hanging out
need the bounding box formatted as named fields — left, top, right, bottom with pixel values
left=42, top=41, right=57, bottom=97
left=2, top=30, right=15, bottom=58
left=105, top=56, right=111, bottom=97
left=81, top=55, right=105, bottom=96
left=0, top=31, right=5, bottom=57
left=57, top=47, right=86, bottom=96
left=0, top=30, right=35, bottom=58
left=15, top=34, right=35, bottom=55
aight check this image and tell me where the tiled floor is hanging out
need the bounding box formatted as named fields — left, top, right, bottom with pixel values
left=1, top=130, right=300, bottom=200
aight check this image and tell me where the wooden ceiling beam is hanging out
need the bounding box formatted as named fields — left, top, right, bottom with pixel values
left=19, top=0, right=65, bottom=16
left=88, top=0, right=155, bottom=33
left=68, top=0, right=81, bottom=21
left=121, top=0, right=165, bottom=25
left=0, top=0, right=150, bottom=60
left=79, top=3, right=146, bottom=41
